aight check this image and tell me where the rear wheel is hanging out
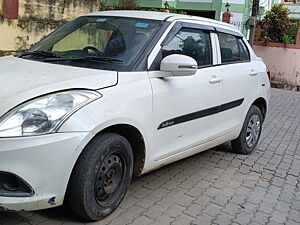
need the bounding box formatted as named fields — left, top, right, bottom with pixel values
left=231, top=105, right=263, bottom=154
left=67, top=133, right=133, bottom=221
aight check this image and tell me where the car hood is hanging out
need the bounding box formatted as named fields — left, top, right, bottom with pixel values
left=0, top=56, right=118, bottom=117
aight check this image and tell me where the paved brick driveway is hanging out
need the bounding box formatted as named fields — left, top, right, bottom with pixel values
left=1, top=88, right=300, bottom=225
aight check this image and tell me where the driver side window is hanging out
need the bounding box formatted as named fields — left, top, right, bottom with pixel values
left=162, top=28, right=212, bottom=67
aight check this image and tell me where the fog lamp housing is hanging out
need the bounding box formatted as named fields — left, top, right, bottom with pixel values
left=0, top=172, right=34, bottom=197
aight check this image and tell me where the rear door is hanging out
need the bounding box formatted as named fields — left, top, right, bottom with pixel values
left=216, top=30, right=260, bottom=134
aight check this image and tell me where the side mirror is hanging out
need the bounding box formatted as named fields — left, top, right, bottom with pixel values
left=160, top=54, right=198, bottom=77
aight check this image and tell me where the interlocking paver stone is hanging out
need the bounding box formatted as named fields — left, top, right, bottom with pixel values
left=143, top=204, right=166, bottom=220
left=130, top=216, right=153, bottom=225
left=253, top=210, right=271, bottom=224
left=288, top=209, right=300, bottom=223
left=1, top=88, right=300, bottom=225
left=170, top=214, right=195, bottom=225
left=233, top=212, right=252, bottom=224
left=269, top=210, right=287, bottom=224
left=184, top=203, right=204, bottom=218
left=151, top=215, right=174, bottom=225
left=275, top=201, right=291, bottom=213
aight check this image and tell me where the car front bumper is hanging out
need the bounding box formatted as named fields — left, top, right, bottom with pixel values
left=0, top=132, right=90, bottom=211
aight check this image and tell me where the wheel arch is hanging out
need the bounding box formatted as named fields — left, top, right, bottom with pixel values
left=100, top=124, right=146, bottom=177
left=69, top=123, right=146, bottom=180
left=252, top=97, right=267, bottom=121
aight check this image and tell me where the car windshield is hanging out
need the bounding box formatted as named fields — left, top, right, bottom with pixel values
left=21, top=16, right=163, bottom=71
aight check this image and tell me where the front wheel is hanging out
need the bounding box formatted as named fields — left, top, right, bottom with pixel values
left=231, top=105, right=263, bottom=154
left=67, top=133, right=133, bottom=221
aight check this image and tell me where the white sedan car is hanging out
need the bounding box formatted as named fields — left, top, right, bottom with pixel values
left=0, top=10, right=270, bottom=221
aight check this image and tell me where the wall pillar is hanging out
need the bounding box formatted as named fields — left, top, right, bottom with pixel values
left=296, top=22, right=300, bottom=45
left=3, top=0, right=19, bottom=19
left=211, top=0, right=222, bottom=20
left=222, top=11, right=233, bottom=23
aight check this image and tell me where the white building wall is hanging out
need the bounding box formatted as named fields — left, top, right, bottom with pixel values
left=222, top=0, right=245, bottom=4
left=179, top=0, right=213, bottom=2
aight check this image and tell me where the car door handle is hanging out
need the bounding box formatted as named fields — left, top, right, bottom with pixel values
left=209, top=77, right=222, bottom=84
left=250, top=70, right=258, bottom=76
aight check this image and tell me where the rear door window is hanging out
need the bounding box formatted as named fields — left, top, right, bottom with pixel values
left=238, top=39, right=250, bottom=61
left=218, top=33, right=240, bottom=63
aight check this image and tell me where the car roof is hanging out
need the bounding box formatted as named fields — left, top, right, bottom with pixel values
left=85, top=10, right=240, bottom=34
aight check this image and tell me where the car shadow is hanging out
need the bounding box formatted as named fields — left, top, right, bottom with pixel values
left=0, top=203, right=84, bottom=224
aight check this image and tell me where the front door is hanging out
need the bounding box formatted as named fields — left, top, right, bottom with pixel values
left=149, top=24, right=223, bottom=162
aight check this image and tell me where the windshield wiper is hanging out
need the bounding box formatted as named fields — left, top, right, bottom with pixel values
left=43, top=56, right=123, bottom=63
left=18, top=51, right=61, bottom=58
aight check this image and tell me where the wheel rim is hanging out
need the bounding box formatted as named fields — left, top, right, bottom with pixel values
left=246, top=114, right=261, bottom=148
left=94, top=153, right=125, bottom=207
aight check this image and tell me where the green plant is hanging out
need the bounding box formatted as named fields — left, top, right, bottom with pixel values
left=168, top=7, right=187, bottom=15
left=141, top=7, right=160, bottom=12
left=98, top=0, right=109, bottom=11
left=118, top=0, right=139, bottom=9
left=141, top=7, right=187, bottom=15
left=262, top=35, right=271, bottom=44
left=288, top=22, right=298, bottom=37
left=286, top=22, right=299, bottom=43
left=260, top=4, right=290, bottom=43
left=282, top=34, right=294, bottom=45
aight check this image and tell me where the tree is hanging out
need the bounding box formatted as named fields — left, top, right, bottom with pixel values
left=260, top=4, right=290, bottom=43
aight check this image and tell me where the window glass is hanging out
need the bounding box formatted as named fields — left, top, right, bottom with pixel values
left=218, top=33, right=240, bottom=63
left=238, top=39, right=250, bottom=61
left=27, top=16, right=163, bottom=71
left=162, top=28, right=212, bottom=66
left=52, top=23, right=112, bottom=52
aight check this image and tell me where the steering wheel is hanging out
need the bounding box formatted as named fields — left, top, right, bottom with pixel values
left=82, top=46, right=102, bottom=56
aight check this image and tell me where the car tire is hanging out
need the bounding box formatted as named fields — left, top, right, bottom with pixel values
left=231, top=105, right=263, bottom=155
left=67, top=132, right=133, bottom=221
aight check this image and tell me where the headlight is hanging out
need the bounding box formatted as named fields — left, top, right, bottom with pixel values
left=0, top=90, right=101, bottom=137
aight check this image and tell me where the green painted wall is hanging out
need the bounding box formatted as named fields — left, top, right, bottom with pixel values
left=139, top=0, right=252, bottom=20
left=212, top=0, right=222, bottom=20
left=138, top=0, right=253, bottom=36
left=139, top=0, right=164, bottom=8
left=175, top=2, right=214, bottom=11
